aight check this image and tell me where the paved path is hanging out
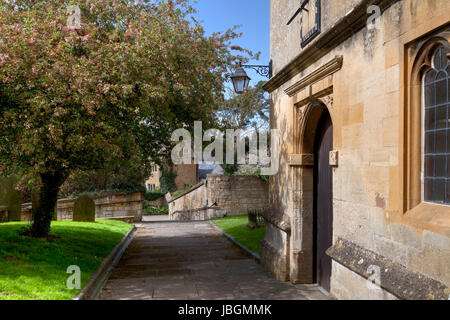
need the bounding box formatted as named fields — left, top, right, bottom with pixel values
left=98, top=220, right=329, bottom=300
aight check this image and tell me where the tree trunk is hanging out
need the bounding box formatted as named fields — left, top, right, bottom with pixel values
left=30, top=171, right=67, bottom=238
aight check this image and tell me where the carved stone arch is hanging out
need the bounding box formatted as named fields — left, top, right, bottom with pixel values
left=411, top=36, right=450, bottom=86
left=297, top=96, right=334, bottom=155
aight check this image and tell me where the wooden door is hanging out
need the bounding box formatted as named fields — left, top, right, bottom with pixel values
left=314, top=111, right=333, bottom=292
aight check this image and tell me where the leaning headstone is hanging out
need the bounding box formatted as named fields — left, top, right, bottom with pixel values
left=0, top=176, right=22, bottom=221
left=73, top=195, right=95, bottom=222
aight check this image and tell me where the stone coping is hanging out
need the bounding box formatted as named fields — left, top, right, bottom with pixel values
left=59, top=199, right=142, bottom=206
left=22, top=191, right=143, bottom=207
left=327, top=238, right=450, bottom=300
left=73, top=225, right=136, bottom=300
left=261, top=209, right=291, bottom=232
left=167, top=181, right=205, bottom=204
left=59, top=190, right=143, bottom=202
left=206, top=174, right=264, bottom=180
left=171, top=206, right=215, bottom=215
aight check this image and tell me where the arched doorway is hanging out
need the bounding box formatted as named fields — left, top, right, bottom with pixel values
left=290, top=99, right=334, bottom=287
left=313, top=110, right=333, bottom=292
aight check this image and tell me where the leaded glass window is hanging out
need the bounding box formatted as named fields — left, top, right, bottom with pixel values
left=423, top=46, right=449, bottom=205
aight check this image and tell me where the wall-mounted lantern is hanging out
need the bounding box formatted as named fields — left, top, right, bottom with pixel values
left=230, top=61, right=272, bottom=94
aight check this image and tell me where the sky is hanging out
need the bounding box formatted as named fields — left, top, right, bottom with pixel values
left=190, top=0, right=270, bottom=86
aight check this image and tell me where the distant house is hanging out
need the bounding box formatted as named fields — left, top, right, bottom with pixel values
left=145, top=162, right=199, bottom=192
left=145, top=164, right=160, bottom=192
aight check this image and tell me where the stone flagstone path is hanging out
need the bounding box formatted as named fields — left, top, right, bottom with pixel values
left=97, top=217, right=329, bottom=300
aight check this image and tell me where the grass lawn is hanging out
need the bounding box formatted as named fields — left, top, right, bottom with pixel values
left=0, top=220, right=132, bottom=300
left=212, top=216, right=265, bottom=255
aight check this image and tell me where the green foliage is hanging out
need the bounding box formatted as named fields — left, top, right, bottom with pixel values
left=222, top=147, right=239, bottom=175
left=143, top=192, right=165, bottom=202
left=0, top=220, right=132, bottom=300
left=73, top=195, right=95, bottom=222
left=217, top=81, right=270, bottom=131
left=222, top=162, right=239, bottom=176
left=0, top=0, right=255, bottom=179
left=171, top=185, right=192, bottom=197
left=212, top=216, right=265, bottom=255
left=171, top=190, right=185, bottom=197
left=159, top=169, right=177, bottom=194
left=236, top=168, right=269, bottom=182
left=142, top=204, right=168, bottom=215
left=0, top=176, right=22, bottom=221
left=59, top=160, right=148, bottom=199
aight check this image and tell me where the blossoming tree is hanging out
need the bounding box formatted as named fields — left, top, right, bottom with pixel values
left=0, top=0, right=254, bottom=237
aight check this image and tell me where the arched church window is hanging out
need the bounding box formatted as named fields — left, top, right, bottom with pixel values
left=423, top=46, right=449, bottom=204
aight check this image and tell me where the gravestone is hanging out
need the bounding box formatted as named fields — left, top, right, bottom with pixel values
left=0, top=176, right=22, bottom=221
left=73, top=195, right=96, bottom=222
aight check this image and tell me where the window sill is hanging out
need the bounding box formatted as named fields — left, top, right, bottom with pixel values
left=404, top=202, right=450, bottom=235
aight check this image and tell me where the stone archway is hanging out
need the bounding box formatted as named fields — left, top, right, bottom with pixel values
left=288, top=95, right=335, bottom=285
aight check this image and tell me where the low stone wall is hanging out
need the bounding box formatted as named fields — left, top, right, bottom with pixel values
left=169, top=175, right=268, bottom=221
left=207, top=175, right=269, bottom=216
left=0, top=176, right=22, bottom=221
left=21, top=191, right=143, bottom=222
left=169, top=182, right=207, bottom=218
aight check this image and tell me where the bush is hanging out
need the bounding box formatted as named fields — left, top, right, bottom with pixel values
left=143, top=204, right=168, bottom=215
left=171, top=190, right=183, bottom=197
left=59, top=160, right=149, bottom=198
left=222, top=163, right=239, bottom=175
left=236, top=168, right=269, bottom=182
left=171, top=185, right=192, bottom=197
left=143, top=192, right=165, bottom=202
left=159, top=169, right=177, bottom=194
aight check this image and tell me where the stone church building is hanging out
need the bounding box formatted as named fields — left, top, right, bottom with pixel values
left=261, top=0, right=449, bottom=299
